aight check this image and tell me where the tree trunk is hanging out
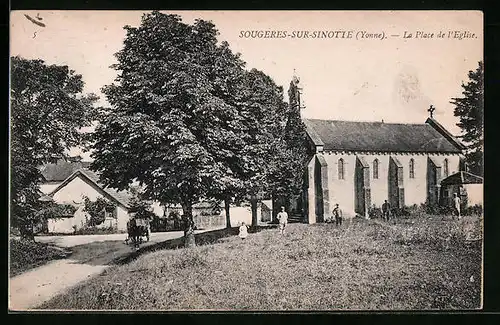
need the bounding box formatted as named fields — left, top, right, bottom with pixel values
left=181, top=202, right=195, bottom=248
left=250, top=196, right=258, bottom=228
left=224, top=197, right=231, bottom=229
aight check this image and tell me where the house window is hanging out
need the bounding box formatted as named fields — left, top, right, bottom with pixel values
left=443, top=159, right=449, bottom=177
left=409, top=159, right=415, bottom=179
left=338, top=158, right=345, bottom=180
left=373, top=159, right=379, bottom=179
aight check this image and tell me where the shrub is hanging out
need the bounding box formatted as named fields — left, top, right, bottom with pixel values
left=368, top=205, right=382, bottom=219
left=391, top=206, right=411, bottom=217
left=463, top=204, right=483, bottom=216
left=423, top=202, right=454, bottom=216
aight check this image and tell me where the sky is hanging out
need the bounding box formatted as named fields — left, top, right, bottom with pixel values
left=10, top=11, right=483, bottom=158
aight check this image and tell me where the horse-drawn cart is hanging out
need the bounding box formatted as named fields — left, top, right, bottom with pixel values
left=125, top=217, right=151, bottom=247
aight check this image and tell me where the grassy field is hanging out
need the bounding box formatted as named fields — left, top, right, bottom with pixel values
left=39, top=215, right=482, bottom=310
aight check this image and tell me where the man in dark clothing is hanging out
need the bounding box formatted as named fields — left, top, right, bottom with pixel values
left=333, top=204, right=343, bottom=226
left=382, top=200, right=391, bottom=221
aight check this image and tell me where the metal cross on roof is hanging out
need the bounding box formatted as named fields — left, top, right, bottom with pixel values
left=428, top=105, right=436, bottom=118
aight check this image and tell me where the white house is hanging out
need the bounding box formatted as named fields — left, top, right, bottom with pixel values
left=47, top=168, right=134, bottom=233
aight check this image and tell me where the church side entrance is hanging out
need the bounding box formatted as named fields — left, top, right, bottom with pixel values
left=355, top=156, right=371, bottom=217
left=388, top=156, right=405, bottom=209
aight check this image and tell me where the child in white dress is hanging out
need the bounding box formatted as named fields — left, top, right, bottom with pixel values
left=239, top=222, right=248, bottom=240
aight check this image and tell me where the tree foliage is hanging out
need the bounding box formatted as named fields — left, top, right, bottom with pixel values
left=10, top=56, right=98, bottom=239
left=127, top=186, right=156, bottom=220
left=36, top=203, right=77, bottom=220
left=451, top=61, right=484, bottom=175
left=82, top=196, right=117, bottom=227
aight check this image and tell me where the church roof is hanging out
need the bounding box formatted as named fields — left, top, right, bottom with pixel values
left=303, top=118, right=464, bottom=153
left=441, top=171, right=483, bottom=185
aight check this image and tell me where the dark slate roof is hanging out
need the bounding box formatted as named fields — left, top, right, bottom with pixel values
left=441, top=171, right=483, bottom=185
left=50, top=169, right=133, bottom=208
left=303, top=118, right=463, bottom=153
left=40, top=159, right=92, bottom=182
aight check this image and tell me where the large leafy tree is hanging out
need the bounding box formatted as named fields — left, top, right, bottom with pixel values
left=10, top=56, right=98, bottom=240
left=235, top=69, right=289, bottom=226
left=451, top=61, right=484, bottom=176
left=91, top=12, right=255, bottom=246
left=207, top=66, right=290, bottom=228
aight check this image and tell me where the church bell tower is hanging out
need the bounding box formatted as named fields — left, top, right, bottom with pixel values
left=288, top=71, right=306, bottom=118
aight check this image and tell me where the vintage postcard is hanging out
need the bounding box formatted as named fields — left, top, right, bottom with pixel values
left=9, top=10, right=483, bottom=311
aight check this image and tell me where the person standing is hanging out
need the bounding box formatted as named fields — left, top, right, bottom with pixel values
left=277, top=206, right=289, bottom=235
left=453, top=193, right=461, bottom=220
left=333, top=203, right=343, bottom=226
left=382, top=200, right=391, bottom=221
left=239, top=222, right=249, bottom=240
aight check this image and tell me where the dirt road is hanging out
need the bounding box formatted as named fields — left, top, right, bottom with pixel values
left=9, top=228, right=222, bottom=310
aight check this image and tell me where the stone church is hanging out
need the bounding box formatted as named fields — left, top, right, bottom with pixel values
left=288, top=76, right=467, bottom=223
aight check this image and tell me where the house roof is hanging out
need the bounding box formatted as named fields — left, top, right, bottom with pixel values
left=441, top=171, right=483, bottom=185
left=303, top=118, right=464, bottom=153
left=50, top=168, right=133, bottom=209
left=40, top=159, right=92, bottom=182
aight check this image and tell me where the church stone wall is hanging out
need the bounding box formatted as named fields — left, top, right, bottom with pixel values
left=322, top=153, right=357, bottom=218
left=396, top=155, right=427, bottom=206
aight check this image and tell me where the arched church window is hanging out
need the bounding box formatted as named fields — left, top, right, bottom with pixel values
left=338, top=158, right=344, bottom=180
left=373, top=159, right=379, bottom=179
left=443, top=158, right=449, bottom=177
left=409, top=159, right=415, bottom=178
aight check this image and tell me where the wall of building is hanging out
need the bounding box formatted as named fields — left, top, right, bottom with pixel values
left=116, top=206, right=129, bottom=231
left=40, top=182, right=62, bottom=195
left=47, top=205, right=86, bottom=233
left=52, top=176, right=102, bottom=204
left=150, top=201, right=165, bottom=217
left=221, top=205, right=262, bottom=226
left=465, top=184, right=483, bottom=206
left=321, top=153, right=357, bottom=217
left=307, top=151, right=462, bottom=221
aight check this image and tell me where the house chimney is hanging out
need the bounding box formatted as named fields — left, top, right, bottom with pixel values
left=69, top=155, right=83, bottom=163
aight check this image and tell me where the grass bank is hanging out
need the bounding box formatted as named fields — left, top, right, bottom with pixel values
left=9, top=239, right=71, bottom=277
left=39, top=216, right=482, bottom=310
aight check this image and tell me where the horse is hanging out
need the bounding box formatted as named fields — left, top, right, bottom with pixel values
left=125, top=218, right=150, bottom=248
left=125, top=219, right=142, bottom=248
